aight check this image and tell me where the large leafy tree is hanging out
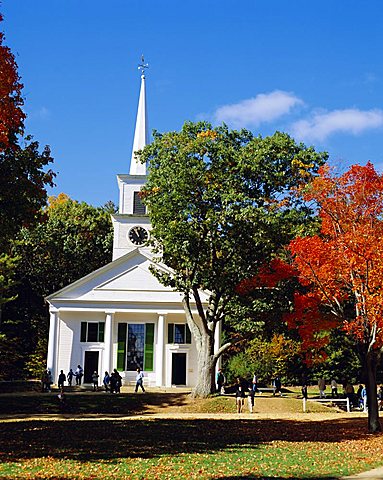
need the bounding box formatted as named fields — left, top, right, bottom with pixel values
left=140, top=121, right=327, bottom=396
left=288, top=162, right=383, bottom=433
left=0, top=194, right=115, bottom=379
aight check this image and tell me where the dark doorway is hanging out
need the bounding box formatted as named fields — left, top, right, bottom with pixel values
left=172, top=353, right=186, bottom=385
left=84, top=351, right=99, bottom=383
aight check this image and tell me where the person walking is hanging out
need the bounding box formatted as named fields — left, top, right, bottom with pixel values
left=57, top=370, right=66, bottom=389
left=135, top=368, right=145, bottom=393
left=67, top=369, right=74, bottom=387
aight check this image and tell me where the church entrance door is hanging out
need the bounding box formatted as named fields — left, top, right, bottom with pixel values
left=84, top=351, right=99, bottom=383
left=171, top=353, right=186, bottom=385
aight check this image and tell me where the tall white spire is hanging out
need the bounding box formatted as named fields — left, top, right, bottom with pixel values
left=129, top=56, right=149, bottom=176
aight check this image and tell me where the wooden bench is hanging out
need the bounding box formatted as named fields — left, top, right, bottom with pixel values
left=303, top=397, right=350, bottom=412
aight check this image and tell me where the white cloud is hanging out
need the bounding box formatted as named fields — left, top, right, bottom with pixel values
left=28, top=106, right=51, bottom=120
left=291, top=108, right=383, bottom=141
left=214, top=90, right=303, bottom=128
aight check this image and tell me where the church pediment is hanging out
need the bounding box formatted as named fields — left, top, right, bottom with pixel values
left=46, top=248, right=208, bottom=306
left=95, top=264, right=172, bottom=292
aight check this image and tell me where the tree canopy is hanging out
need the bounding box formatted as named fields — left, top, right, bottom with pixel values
left=140, top=121, right=327, bottom=396
left=288, top=162, right=383, bottom=432
left=1, top=195, right=114, bottom=379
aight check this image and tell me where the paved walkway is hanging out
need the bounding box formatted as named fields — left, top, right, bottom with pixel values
left=344, top=467, right=383, bottom=479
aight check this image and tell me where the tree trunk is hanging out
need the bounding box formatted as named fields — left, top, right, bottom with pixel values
left=192, top=332, right=217, bottom=397
left=364, top=349, right=381, bottom=433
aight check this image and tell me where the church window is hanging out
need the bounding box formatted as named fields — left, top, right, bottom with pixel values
left=80, top=322, right=105, bottom=342
left=133, top=192, right=146, bottom=214
left=116, top=323, right=154, bottom=372
left=167, top=323, right=191, bottom=344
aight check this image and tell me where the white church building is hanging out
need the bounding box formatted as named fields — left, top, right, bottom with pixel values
left=46, top=63, right=218, bottom=388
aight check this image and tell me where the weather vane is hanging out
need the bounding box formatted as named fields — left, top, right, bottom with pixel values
left=138, top=55, right=149, bottom=77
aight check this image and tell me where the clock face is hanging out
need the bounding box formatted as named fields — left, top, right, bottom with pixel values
left=128, top=226, right=149, bottom=245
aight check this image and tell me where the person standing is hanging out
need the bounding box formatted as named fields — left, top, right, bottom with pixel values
left=377, top=385, right=383, bottom=411
left=135, top=368, right=145, bottom=393
left=318, top=378, right=326, bottom=398
left=41, top=370, right=49, bottom=392
left=331, top=379, right=338, bottom=398
left=92, top=371, right=99, bottom=391
left=273, top=375, right=282, bottom=396
left=75, top=365, right=83, bottom=385
left=252, top=372, right=260, bottom=394
left=345, top=382, right=355, bottom=407
left=103, top=371, right=110, bottom=392
left=57, top=370, right=66, bottom=389
left=109, top=371, right=117, bottom=393
left=113, top=368, right=122, bottom=393
left=216, top=369, right=225, bottom=394
left=235, top=377, right=247, bottom=413
left=46, top=369, right=53, bottom=392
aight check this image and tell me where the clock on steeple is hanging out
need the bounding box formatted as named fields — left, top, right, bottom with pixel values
left=128, top=226, right=149, bottom=245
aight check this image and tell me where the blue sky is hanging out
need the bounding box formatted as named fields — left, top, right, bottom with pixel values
left=2, top=1, right=383, bottom=206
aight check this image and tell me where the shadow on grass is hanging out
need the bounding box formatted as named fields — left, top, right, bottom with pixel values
left=0, top=391, right=190, bottom=417
left=0, top=416, right=378, bottom=463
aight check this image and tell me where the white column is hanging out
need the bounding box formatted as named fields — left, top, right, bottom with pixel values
left=104, top=310, right=114, bottom=375
left=47, top=308, right=59, bottom=381
left=156, top=313, right=166, bottom=386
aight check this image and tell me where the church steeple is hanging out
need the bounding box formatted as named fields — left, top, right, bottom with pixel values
left=129, top=56, right=149, bottom=176
left=112, top=58, right=151, bottom=260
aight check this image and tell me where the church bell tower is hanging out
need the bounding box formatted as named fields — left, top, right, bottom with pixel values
left=111, top=57, right=151, bottom=260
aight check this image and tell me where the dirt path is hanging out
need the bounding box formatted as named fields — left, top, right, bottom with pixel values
left=0, top=390, right=368, bottom=422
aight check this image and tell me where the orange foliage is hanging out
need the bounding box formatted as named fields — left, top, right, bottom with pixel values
left=0, top=14, right=25, bottom=149
left=236, top=258, right=298, bottom=294
left=290, top=162, right=383, bottom=351
left=47, top=193, right=70, bottom=210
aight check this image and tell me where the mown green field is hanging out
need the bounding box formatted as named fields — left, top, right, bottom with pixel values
left=0, top=392, right=382, bottom=479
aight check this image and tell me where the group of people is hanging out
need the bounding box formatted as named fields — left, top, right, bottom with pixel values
left=102, top=368, right=145, bottom=393
left=42, top=365, right=147, bottom=394
left=302, top=377, right=383, bottom=412
left=217, top=369, right=286, bottom=414
left=234, top=373, right=262, bottom=413
left=53, top=365, right=84, bottom=391
left=102, top=369, right=122, bottom=393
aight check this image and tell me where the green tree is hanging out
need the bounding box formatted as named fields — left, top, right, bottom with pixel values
left=1, top=195, right=114, bottom=378
left=140, top=121, right=327, bottom=396
left=226, top=334, right=301, bottom=385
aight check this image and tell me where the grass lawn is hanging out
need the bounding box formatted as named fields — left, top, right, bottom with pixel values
left=0, top=391, right=382, bottom=479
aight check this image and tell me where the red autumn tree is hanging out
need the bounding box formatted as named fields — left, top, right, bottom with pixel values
left=0, top=13, right=25, bottom=150
left=289, top=162, right=383, bottom=433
